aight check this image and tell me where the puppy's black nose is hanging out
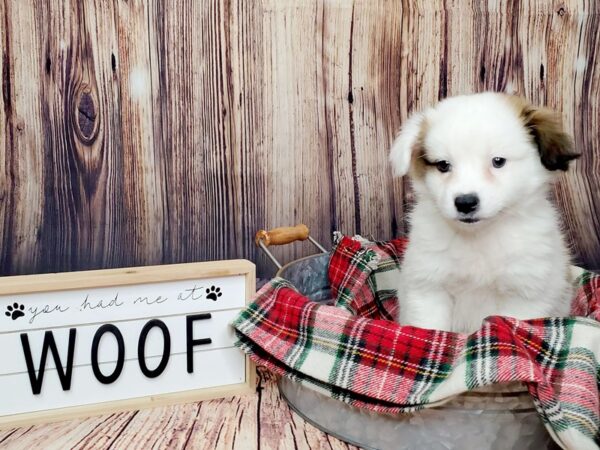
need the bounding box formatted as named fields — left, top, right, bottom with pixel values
left=454, top=194, right=479, bottom=214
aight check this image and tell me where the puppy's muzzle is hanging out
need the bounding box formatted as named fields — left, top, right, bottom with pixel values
left=454, top=194, right=479, bottom=214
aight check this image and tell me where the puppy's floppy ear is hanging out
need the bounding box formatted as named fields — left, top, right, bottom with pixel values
left=389, top=112, right=426, bottom=177
left=520, top=105, right=580, bottom=171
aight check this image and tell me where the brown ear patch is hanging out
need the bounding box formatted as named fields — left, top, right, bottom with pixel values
left=523, top=107, right=580, bottom=171
left=409, top=119, right=430, bottom=179
left=506, top=96, right=580, bottom=171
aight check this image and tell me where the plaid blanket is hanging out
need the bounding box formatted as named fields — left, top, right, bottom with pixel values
left=232, top=234, right=600, bottom=450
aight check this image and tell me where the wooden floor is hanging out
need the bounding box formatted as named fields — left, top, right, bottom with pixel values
left=0, top=368, right=358, bottom=450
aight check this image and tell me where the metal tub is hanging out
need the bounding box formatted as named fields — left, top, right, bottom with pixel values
left=257, top=226, right=552, bottom=450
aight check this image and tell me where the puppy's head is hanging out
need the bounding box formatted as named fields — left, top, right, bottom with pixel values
left=390, top=93, right=579, bottom=226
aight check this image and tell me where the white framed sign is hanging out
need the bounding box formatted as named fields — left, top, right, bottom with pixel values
left=0, top=260, right=256, bottom=428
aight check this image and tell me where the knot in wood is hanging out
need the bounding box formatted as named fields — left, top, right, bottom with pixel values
left=76, top=90, right=98, bottom=144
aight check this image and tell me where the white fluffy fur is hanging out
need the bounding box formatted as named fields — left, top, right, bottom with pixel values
left=390, top=93, right=574, bottom=333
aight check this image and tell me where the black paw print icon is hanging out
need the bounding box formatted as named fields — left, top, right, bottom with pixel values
left=5, top=303, right=25, bottom=321
left=206, top=286, right=222, bottom=301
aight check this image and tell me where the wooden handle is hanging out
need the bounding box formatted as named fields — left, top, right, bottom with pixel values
left=255, top=224, right=310, bottom=247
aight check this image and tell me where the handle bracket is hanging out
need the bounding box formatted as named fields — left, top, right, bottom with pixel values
left=255, top=224, right=328, bottom=270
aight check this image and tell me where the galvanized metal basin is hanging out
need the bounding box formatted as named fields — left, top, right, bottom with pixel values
left=276, top=254, right=552, bottom=450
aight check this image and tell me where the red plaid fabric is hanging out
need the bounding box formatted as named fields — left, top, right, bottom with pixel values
left=328, top=234, right=380, bottom=318
left=571, top=272, right=600, bottom=321
left=330, top=233, right=407, bottom=320
left=232, top=235, right=600, bottom=450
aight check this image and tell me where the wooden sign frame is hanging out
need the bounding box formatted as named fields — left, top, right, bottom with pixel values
left=0, top=260, right=256, bottom=429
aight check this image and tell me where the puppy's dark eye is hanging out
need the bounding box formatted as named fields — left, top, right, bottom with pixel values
left=492, top=157, right=506, bottom=168
left=435, top=160, right=451, bottom=173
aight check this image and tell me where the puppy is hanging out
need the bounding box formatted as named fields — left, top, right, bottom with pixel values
left=389, top=92, right=580, bottom=333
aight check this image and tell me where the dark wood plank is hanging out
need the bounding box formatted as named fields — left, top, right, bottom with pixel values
left=31, top=0, right=125, bottom=273
left=0, top=0, right=45, bottom=275
left=0, top=0, right=9, bottom=274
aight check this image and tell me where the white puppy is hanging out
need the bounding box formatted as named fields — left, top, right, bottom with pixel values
left=389, top=92, right=580, bottom=333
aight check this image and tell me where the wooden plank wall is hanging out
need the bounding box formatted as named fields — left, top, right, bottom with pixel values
left=1, top=0, right=599, bottom=278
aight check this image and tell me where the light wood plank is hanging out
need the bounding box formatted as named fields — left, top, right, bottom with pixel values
left=350, top=0, right=403, bottom=239
left=256, top=368, right=358, bottom=450
left=0, top=426, right=35, bottom=448
left=116, top=0, right=166, bottom=267
left=182, top=388, right=259, bottom=449
left=0, top=367, right=359, bottom=449
left=4, top=412, right=136, bottom=450
left=0, top=259, right=254, bottom=295
left=104, top=404, right=200, bottom=450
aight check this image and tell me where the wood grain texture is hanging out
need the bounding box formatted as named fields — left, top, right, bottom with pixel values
left=36, top=0, right=125, bottom=272
left=1, top=412, right=137, bottom=450
left=117, top=0, right=166, bottom=267
left=0, top=367, right=359, bottom=450
left=1, top=0, right=45, bottom=275
left=0, top=0, right=599, bottom=279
